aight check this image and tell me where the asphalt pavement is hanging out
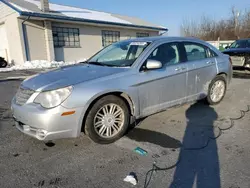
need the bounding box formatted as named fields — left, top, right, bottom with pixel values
left=0, top=69, right=53, bottom=81
left=0, top=71, right=250, bottom=188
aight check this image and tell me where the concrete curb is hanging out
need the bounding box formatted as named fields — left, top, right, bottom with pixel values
left=0, top=76, right=28, bottom=81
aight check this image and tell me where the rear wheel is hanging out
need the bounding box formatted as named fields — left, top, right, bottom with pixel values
left=84, top=95, right=130, bottom=144
left=206, top=75, right=227, bottom=105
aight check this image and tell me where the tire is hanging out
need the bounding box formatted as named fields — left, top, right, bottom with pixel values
left=84, top=95, right=130, bottom=144
left=0, top=60, right=7, bottom=68
left=206, top=75, right=227, bottom=105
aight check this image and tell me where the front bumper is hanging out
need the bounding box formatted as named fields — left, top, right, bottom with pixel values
left=11, top=98, right=83, bottom=141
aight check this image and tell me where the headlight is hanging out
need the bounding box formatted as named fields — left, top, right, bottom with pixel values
left=34, top=86, right=72, bottom=109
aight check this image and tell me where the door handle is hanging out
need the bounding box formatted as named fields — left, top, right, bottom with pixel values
left=175, top=67, right=181, bottom=71
left=181, top=67, right=186, bottom=71
left=175, top=67, right=186, bottom=71
left=207, top=61, right=215, bottom=65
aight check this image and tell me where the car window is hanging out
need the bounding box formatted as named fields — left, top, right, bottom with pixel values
left=247, top=39, right=250, bottom=47
left=207, top=48, right=218, bottom=58
left=230, top=40, right=247, bottom=48
left=97, top=44, right=146, bottom=62
left=184, top=43, right=207, bottom=61
left=89, top=41, right=150, bottom=67
left=147, top=43, right=180, bottom=66
left=97, top=47, right=128, bottom=62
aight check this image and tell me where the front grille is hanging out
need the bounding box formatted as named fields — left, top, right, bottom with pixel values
left=15, top=87, right=35, bottom=106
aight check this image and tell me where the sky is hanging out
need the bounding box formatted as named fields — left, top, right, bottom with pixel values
left=50, top=0, right=250, bottom=36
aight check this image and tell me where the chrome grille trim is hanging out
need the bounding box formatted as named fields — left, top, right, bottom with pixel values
left=15, top=87, right=35, bottom=106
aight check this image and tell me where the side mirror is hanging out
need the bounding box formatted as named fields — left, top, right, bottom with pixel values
left=225, top=46, right=229, bottom=49
left=145, top=59, right=162, bottom=70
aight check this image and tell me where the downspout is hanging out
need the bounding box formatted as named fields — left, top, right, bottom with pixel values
left=21, top=16, right=30, bottom=61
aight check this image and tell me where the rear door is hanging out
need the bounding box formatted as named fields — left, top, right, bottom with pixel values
left=181, top=42, right=218, bottom=101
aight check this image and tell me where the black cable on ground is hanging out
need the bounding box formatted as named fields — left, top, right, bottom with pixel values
left=143, top=105, right=250, bottom=188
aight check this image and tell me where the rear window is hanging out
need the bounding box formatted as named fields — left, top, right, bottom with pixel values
left=184, top=43, right=207, bottom=61
left=230, top=40, right=250, bottom=48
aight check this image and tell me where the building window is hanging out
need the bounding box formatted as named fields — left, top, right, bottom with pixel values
left=136, top=32, right=149, bottom=38
left=102, top=30, right=120, bottom=47
left=52, top=27, right=80, bottom=48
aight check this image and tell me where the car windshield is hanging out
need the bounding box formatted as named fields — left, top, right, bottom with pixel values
left=87, top=41, right=151, bottom=67
left=229, top=39, right=250, bottom=48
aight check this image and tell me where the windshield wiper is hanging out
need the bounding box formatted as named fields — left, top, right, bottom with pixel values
left=87, top=61, right=117, bottom=67
left=79, top=61, right=88, bottom=64
left=87, top=61, right=106, bottom=66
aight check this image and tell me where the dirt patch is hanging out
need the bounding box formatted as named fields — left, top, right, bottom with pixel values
left=0, top=107, right=12, bottom=120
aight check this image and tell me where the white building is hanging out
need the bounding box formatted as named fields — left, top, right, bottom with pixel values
left=0, top=0, right=168, bottom=64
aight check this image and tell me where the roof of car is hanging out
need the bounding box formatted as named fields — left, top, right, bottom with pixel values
left=121, top=36, right=220, bottom=52
left=124, top=36, right=206, bottom=43
left=236, top=38, right=250, bottom=41
left=2, top=0, right=168, bottom=31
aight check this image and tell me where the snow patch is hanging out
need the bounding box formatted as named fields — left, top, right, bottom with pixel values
left=9, top=2, right=31, bottom=12
left=0, top=60, right=86, bottom=72
left=23, top=0, right=132, bottom=24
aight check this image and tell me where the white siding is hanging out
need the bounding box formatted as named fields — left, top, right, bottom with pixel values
left=0, top=2, right=26, bottom=64
left=4, top=16, right=26, bottom=64
left=0, top=24, right=9, bottom=61
left=0, top=2, right=15, bottom=20
left=25, top=20, right=47, bottom=60
left=44, top=21, right=55, bottom=61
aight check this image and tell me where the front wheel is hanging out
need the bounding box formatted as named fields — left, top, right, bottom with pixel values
left=84, top=95, right=130, bottom=144
left=206, top=75, right=227, bottom=105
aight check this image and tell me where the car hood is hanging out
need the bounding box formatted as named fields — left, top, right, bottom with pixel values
left=21, top=64, right=129, bottom=91
left=222, top=48, right=250, bottom=54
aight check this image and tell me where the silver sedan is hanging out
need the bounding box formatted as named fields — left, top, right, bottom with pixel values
left=11, top=36, right=232, bottom=144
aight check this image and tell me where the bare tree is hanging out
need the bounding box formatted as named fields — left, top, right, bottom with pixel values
left=231, top=6, right=240, bottom=39
left=180, top=18, right=199, bottom=37
left=180, top=7, right=250, bottom=40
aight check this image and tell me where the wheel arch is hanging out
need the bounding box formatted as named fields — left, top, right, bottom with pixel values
left=217, top=72, right=227, bottom=77
left=217, top=72, right=229, bottom=84
left=80, top=91, right=135, bottom=133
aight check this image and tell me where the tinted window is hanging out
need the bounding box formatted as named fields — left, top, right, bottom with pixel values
left=184, top=43, right=207, bottom=61
left=230, top=40, right=248, bottom=48
left=147, top=43, right=180, bottom=66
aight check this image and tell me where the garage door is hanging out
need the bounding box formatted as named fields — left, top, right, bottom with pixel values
left=0, top=24, right=9, bottom=61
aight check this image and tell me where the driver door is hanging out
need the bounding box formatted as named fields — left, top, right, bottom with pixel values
left=135, top=42, right=188, bottom=117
